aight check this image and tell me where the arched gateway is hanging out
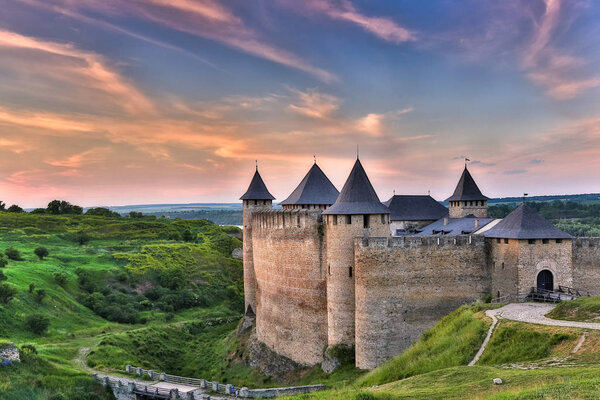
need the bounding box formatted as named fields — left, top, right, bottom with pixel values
left=537, top=269, right=554, bottom=291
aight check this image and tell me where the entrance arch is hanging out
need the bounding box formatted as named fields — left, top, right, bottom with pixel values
left=537, top=269, right=554, bottom=291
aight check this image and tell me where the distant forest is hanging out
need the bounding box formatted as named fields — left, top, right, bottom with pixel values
left=149, top=210, right=243, bottom=226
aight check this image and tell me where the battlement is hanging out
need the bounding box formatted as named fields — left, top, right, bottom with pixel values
left=574, top=237, right=600, bottom=247
left=356, top=234, right=486, bottom=249
left=252, top=209, right=322, bottom=231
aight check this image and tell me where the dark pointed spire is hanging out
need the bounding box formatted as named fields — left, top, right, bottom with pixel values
left=445, top=166, right=489, bottom=202
left=323, top=159, right=389, bottom=215
left=484, top=204, right=572, bottom=239
left=280, top=163, right=339, bottom=206
left=240, top=168, right=275, bottom=200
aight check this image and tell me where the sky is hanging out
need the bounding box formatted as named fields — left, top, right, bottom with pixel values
left=0, top=0, right=599, bottom=208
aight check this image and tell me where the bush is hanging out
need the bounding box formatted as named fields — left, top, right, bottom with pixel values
left=35, top=289, right=46, bottom=304
left=34, top=246, right=49, bottom=260
left=354, top=393, right=376, bottom=400
left=25, top=314, right=50, bottom=335
left=85, top=207, right=120, bottom=218
left=182, top=229, right=193, bottom=242
left=20, top=344, right=37, bottom=355
left=0, top=283, right=17, bottom=304
left=46, top=200, right=83, bottom=215
left=29, top=282, right=35, bottom=293
left=0, top=254, right=6, bottom=268
left=0, top=270, right=6, bottom=281
left=7, top=204, right=24, bottom=213
left=5, top=247, right=23, bottom=261
left=75, top=231, right=90, bottom=245
left=54, top=272, right=68, bottom=286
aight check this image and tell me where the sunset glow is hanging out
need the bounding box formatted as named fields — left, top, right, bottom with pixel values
left=0, top=0, right=599, bottom=208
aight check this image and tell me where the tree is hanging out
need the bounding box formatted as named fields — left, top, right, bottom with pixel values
left=30, top=208, right=46, bottom=214
left=0, top=283, right=17, bottom=304
left=0, top=270, right=6, bottom=281
left=85, top=207, right=120, bottom=218
left=46, top=200, right=83, bottom=215
left=53, top=272, right=68, bottom=286
left=7, top=204, right=23, bottom=213
left=34, top=247, right=49, bottom=260
left=129, top=211, right=143, bottom=218
left=182, top=229, right=193, bottom=242
left=25, top=314, right=50, bottom=335
left=0, top=201, right=5, bottom=211
left=5, top=247, right=23, bottom=261
left=34, top=289, right=46, bottom=304
left=29, top=283, right=35, bottom=293
left=74, top=232, right=90, bottom=245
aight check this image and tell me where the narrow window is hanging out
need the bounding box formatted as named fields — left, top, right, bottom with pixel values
left=254, top=200, right=258, bottom=205
left=381, top=215, right=385, bottom=224
left=493, top=262, right=496, bottom=269
left=542, top=239, right=549, bottom=244
left=502, top=262, right=505, bottom=270
left=528, top=239, right=535, bottom=245
left=497, top=291, right=500, bottom=298
left=349, top=267, right=353, bottom=278
left=333, top=215, right=338, bottom=225
left=297, top=215, right=300, bottom=226
left=328, top=265, right=331, bottom=276
left=556, top=239, right=563, bottom=243
left=496, top=238, right=501, bottom=244
left=345, top=215, right=351, bottom=224
left=363, top=215, right=370, bottom=229
left=504, top=238, right=509, bottom=244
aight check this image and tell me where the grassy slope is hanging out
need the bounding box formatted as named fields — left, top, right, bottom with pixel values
left=356, top=303, right=493, bottom=387
left=547, top=296, right=600, bottom=322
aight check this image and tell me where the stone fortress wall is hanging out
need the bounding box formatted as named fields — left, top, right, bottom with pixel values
left=572, top=237, right=600, bottom=296
left=353, top=235, right=491, bottom=369
left=251, top=209, right=328, bottom=365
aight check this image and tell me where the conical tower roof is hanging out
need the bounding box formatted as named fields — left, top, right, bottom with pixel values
left=323, top=159, right=389, bottom=215
left=484, top=204, right=572, bottom=239
left=280, top=163, right=339, bottom=205
left=240, top=169, right=275, bottom=200
left=445, top=167, right=489, bottom=202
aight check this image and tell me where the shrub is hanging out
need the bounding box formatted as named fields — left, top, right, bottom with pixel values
left=54, top=272, right=68, bottom=286
left=20, top=344, right=37, bottom=355
left=29, top=283, right=35, bottom=293
left=0, top=283, right=17, bottom=304
left=354, top=393, right=376, bottom=400
left=0, top=271, right=6, bottom=281
left=34, top=246, right=49, bottom=260
left=165, top=313, right=175, bottom=322
left=5, top=247, right=23, bottom=261
left=25, top=314, right=50, bottom=335
left=0, top=254, right=6, bottom=268
left=34, top=289, right=46, bottom=304
left=7, top=204, right=24, bottom=213
left=85, top=207, right=120, bottom=218
left=182, top=229, right=193, bottom=242
left=75, top=232, right=90, bottom=245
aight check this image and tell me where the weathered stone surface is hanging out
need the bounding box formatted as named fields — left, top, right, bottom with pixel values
left=493, top=378, right=503, bottom=385
left=247, top=330, right=302, bottom=380
left=572, top=238, right=600, bottom=296
left=231, top=247, right=243, bottom=260
left=0, top=343, right=19, bottom=361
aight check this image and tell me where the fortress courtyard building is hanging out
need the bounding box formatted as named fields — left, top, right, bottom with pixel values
left=241, top=157, right=600, bottom=370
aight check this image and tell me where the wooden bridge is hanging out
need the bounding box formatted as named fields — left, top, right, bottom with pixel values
left=527, top=285, right=583, bottom=303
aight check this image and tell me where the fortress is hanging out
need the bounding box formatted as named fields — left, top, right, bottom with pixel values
left=240, top=158, right=600, bottom=370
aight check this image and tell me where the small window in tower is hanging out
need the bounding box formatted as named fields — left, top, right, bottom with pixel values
left=497, top=291, right=500, bottom=298
left=496, top=238, right=501, bottom=244
left=346, top=215, right=351, bottom=224
left=297, top=215, right=301, bottom=227
left=556, top=239, right=563, bottom=243
left=349, top=267, right=353, bottom=278
left=502, top=262, right=505, bottom=269
left=328, top=265, right=331, bottom=276
left=381, top=215, right=385, bottom=224
left=254, top=200, right=258, bottom=205
left=504, top=238, right=509, bottom=244
left=542, top=239, right=549, bottom=244
left=528, top=239, right=535, bottom=244
left=333, top=215, right=338, bottom=225
left=364, top=215, right=370, bottom=229
left=493, top=262, right=496, bottom=269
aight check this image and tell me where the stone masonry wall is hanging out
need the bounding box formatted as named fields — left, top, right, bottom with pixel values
left=324, top=214, right=390, bottom=347
left=449, top=201, right=487, bottom=218
left=572, top=238, right=600, bottom=296
left=252, top=210, right=328, bottom=365
left=490, top=239, right=520, bottom=300
left=354, top=235, right=491, bottom=369
left=243, top=200, right=272, bottom=314
left=517, top=239, right=572, bottom=298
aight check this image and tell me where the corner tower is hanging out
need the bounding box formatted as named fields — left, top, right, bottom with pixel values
left=322, top=158, right=390, bottom=347
left=446, top=166, right=489, bottom=218
left=240, top=165, right=274, bottom=315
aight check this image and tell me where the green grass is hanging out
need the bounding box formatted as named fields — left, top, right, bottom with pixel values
left=478, top=321, right=576, bottom=365
left=356, top=303, right=493, bottom=387
left=547, top=296, right=600, bottom=322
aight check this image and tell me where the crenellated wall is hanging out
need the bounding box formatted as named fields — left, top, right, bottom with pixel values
left=251, top=210, right=328, bottom=365
left=572, top=238, right=600, bottom=296
left=354, top=235, right=491, bottom=369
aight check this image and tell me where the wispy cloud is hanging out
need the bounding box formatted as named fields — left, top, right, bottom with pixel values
left=288, top=88, right=342, bottom=119
left=283, top=0, right=415, bottom=43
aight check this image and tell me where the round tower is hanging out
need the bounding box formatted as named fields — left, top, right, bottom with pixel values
left=446, top=166, right=489, bottom=218
left=322, top=158, right=390, bottom=347
left=240, top=166, right=274, bottom=315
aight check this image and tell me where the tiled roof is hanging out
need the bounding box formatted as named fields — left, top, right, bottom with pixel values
left=240, top=169, right=275, bottom=200
left=323, top=159, right=389, bottom=215
left=417, top=216, right=495, bottom=236
left=445, top=167, right=489, bottom=202
left=385, top=195, right=448, bottom=221
left=280, top=163, right=339, bottom=205
left=484, top=204, right=572, bottom=239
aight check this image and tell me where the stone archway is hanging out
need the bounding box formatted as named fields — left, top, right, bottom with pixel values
left=537, top=269, right=554, bottom=291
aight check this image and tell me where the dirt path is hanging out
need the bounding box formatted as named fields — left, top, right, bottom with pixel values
left=489, top=303, right=600, bottom=330
left=468, top=311, right=499, bottom=366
